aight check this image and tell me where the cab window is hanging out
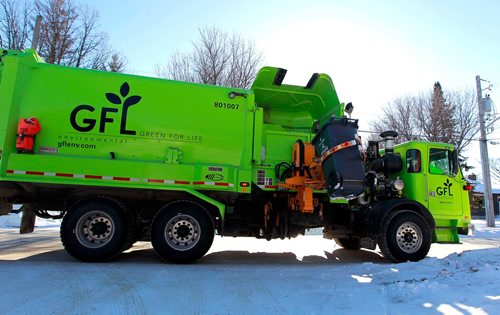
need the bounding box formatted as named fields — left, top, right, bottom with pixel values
left=406, top=149, right=421, bottom=173
left=429, top=148, right=452, bottom=175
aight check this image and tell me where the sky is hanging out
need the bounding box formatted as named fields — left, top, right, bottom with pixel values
left=85, top=0, right=500, bottom=177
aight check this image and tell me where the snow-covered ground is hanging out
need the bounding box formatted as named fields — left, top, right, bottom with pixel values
left=0, top=214, right=499, bottom=314
left=0, top=212, right=61, bottom=228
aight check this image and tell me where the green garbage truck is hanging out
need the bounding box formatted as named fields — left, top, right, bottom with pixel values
left=0, top=49, right=471, bottom=263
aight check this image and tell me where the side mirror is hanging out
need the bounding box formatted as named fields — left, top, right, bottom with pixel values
left=451, top=150, right=459, bottom=176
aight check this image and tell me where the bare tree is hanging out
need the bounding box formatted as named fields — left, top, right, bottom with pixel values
left=35, top=0, right=77, bottom=64
left=371, top=85, right=479, bottom=159
left=0, top=0, right=31, bottom=49
left=69, top=5, right=108, bottom=68
left=0, top=0, right=127, bottom=72
left=226, top=33, right=262, bottom=88
left=491, top=158, right=500, bottom=183
left=30, top=0, right=123, bottom=70
left=371, top=95, right=420, bottom=144
left=157, top=51, right=196, bottom=82
left=448, top=89, right=479, bottom=155
left=157, top=26, right=263, bottom=88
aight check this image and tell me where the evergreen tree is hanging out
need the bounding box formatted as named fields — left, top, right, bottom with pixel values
left=371, top=84, right=478, bottom=160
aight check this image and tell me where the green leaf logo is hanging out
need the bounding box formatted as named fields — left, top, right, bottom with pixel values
left=124, top=95, right=141, bottom=106
left=105, top=82, right=142, bottom=107
left=120, top=82, right=130, bottom=97
left=444, top=179, right=452, bottom=188
left=106, top=93, right=121, bottom=104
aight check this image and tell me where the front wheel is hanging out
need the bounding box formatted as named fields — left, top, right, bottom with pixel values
left=151, top=201, right=214, bottom=264
left=378, top=210, right=432, bottom=262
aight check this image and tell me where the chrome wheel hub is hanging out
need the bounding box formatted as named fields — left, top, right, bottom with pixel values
left=164, top=214, right=200, bottom=251
left=396, top=222, right=423, bottom=253
left=75, top=211, right=115, bottom=248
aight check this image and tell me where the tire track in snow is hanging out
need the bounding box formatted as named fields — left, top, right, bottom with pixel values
left=103, top=268, right=148, bottom=314
left=222, top=271, right=287, bottom=314
left=53, top=264, right=147, bottom=314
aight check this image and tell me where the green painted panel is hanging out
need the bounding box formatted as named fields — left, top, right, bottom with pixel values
left=0, top=49, right=252, bottom=194
left=252, top=67, right=343, bottom=128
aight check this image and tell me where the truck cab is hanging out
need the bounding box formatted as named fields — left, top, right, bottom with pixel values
left=394, top=141, right=471, bottom=242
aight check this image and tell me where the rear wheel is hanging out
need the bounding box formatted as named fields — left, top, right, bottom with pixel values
left=334, top=237, right=361, bottom=250
left=61, top=198, right=132, bottom=262
left=151, top=201, right=214, bottom=264
left=378, top=210, right=432, bottom=262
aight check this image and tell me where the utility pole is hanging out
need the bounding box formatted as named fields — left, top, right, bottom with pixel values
left=31, top=15, right=42, bottom=50
left=476, top=75, right=496, bottom=227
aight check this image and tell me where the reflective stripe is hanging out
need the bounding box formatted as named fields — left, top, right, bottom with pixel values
left=193, top=181, right=234, bottom=187
left=320, top=139, right=358, bottom=163
left=6, top=169, right=235, bottom=187
left=7, top=170, right=140, bottom=183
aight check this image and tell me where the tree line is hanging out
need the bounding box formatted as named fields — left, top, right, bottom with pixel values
left=2, top=0, right=493, bottom=176
left=370, top=82, right=480, bottom=167
left=0, top=0, right=126, bottom=72
left=0, top=0, right=263, bottom=85
left=155, top=26, right=263, bottom=89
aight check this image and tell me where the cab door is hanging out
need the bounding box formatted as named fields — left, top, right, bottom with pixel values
left=426, top=148, right=464, bottom=217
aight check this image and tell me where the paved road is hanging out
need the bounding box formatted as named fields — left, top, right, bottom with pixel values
left=0, top=228, right=498, bottom=314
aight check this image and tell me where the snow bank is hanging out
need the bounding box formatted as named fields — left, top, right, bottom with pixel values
left=0, top=213, right=23, bottom=228
left=0, top=212, right=61, bottom=228
left=465, top=218, right=500, bottom=238
left=0, top=214, right=499, bottom=314
left=369, top=248, right=500, bottom=314
left=0, top=230, right=498, bottom=314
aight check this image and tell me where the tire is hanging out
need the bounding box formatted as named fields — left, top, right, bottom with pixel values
left=151, top=201, right=214, bottom=264
left=334, top=237, right=361, bottom=250
left=61, top=198, right=133, bottom=262
left=378, top=210, right=432, bottom=263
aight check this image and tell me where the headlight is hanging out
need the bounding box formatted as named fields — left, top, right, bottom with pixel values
left=391, top=178, right=404, bottom=191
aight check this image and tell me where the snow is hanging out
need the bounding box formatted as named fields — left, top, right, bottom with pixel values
left=0, top=212, right=61, bottom=228
left=0, top=215, right=499, bottom=314
left=466, top=219, right=500, bottom=239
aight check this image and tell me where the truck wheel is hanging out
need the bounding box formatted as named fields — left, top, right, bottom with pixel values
left=151, top=201, right=214, bottom=264
left=334, top=237, right=361, bottom=249
left=61, top=198, right=132, bottom=262
left=378, top=210, right=432, bottom=262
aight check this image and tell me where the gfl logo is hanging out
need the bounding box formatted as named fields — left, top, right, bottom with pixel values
left=436, top=179, right=453, bottom=196
left=70, top=82, right=141, bottom=135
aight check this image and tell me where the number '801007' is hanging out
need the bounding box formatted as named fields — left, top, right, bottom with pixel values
left=214, top=102, right=239, bottom=110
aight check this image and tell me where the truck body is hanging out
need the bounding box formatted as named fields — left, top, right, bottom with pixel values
left=0, top=49, right=471, bottom=263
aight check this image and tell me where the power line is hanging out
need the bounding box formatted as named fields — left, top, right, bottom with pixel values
left=357, top=129, right=500, bottom=143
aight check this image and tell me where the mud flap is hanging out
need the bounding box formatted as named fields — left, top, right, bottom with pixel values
left=20, top=204, right=36, bottom=234
left=360, top=237, right=376, bottom=250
